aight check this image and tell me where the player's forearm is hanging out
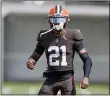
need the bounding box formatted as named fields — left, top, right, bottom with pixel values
left=80, top=53, right=92, bottom=78
left=29, top=41, right=45, bottom=62
left=29, top=51, right=42, bottom=62
left=83, top=56, right=92, bottom=78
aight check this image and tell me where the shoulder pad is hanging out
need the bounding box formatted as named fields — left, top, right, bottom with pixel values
left=74, top=29, right=83, bottom=40
left=37, top=30, right=48, bottom=41
left=71, top=29, right=83, bottom=40
left=65, top=28, right=83, bottom=40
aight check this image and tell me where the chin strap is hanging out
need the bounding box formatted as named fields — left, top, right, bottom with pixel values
left=63, top=29, right=67, bottom=40
left=53, top=29, right=67, bottom=40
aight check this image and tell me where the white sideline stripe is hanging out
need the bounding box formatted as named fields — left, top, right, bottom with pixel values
left=28, top=87, right=37, bottom=95
left=2, top=87, right=12, bottom=94
left=80, top=89, right=91, bottom=96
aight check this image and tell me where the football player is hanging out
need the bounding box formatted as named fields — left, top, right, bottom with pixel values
left=27, top=5, right=92, bottom=95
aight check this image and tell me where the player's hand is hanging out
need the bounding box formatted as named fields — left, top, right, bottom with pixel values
left=27, top=58, right=36, bottom=70
left=80, top=77, right=89, bottom=89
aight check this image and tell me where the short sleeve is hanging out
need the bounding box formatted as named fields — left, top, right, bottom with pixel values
left=37, top=30, right=48, bottom=41
left=37, top=31, right=41, bottom=41
left=34, top=42, right=45, bottom=54
left=74, top=29, right=83, bottom=40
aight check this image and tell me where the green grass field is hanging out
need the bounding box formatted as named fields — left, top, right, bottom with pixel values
left=1, top=82, right=109, bottom=95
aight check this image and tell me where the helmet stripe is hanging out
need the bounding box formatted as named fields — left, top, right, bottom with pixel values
left=55, top=5, right=57, bottom=13
left=59, top=5, right=62, bottom=14
left=55, top=5, right=62, bottom=14
left=55, top=5, right=60, bottom=14
left=57, top=5, right=60, bottom=14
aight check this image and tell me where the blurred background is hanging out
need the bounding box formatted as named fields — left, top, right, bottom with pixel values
left=1, top=0, right=109, bottom=95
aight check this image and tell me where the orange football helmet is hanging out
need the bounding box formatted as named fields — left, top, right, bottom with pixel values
left=48, top=5, right=70, bottom=31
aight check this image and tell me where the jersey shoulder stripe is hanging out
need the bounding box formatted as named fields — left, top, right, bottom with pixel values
left=37, top=29, right=53, bottom=41
left=40, top=29, right=53, bottom=38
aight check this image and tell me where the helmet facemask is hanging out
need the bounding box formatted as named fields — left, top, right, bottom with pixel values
left=48, top=17, right=67, bottom=31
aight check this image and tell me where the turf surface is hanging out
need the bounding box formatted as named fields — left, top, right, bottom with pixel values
left=1, top=82, right=109, bottom=95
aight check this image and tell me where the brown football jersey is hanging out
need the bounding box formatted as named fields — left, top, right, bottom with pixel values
left=36, top=28, right=83, bottom=72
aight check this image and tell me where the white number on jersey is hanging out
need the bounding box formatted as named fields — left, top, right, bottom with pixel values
left=48, top=45, right=67, bottom=66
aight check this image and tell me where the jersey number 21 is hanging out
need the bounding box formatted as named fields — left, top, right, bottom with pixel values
left=48, top=45, right=67, bottom=66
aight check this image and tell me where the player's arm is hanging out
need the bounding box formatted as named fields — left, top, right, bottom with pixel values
left=27, top=31, right=45, bottom=70
left=74, top=40, right=92, bottom=78
left=27, top=42, right=45, bottom=70
left=74, top=40, right=92, bottom=89
left=73, top=29, right=92, bottom=89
